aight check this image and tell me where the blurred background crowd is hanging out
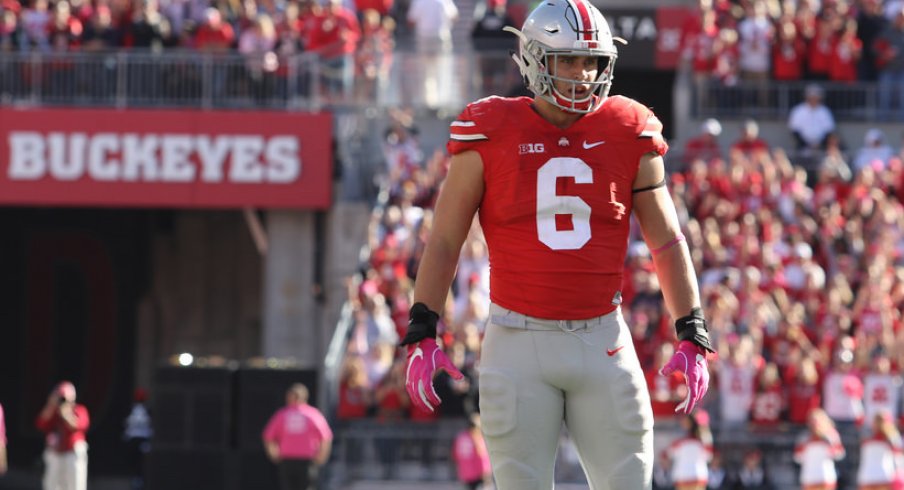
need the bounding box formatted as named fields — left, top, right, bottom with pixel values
left=2, top=0, right=904, bottom=112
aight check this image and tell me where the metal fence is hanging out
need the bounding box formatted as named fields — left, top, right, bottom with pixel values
left=324, top=419, right=865, bottom=490
left=1, top=51, right=889, bottom=122
left=691, top=78, right=885, bottom=121
left=0, top=50, right=521, bottom=112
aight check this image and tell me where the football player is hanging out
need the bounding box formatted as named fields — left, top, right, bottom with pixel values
left=401, top=0, right=714, bottom=488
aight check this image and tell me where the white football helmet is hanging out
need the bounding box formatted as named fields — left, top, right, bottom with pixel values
left=504, top=0, right=620, bottom=113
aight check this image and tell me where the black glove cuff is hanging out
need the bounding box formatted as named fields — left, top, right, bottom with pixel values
left=675, top=307, right=715, bottom=353
left=399, top=302, right=439, bottom=346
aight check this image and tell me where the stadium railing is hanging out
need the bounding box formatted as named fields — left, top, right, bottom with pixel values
left=0, top=51, right=885, bottom=124
left=691, top=77, right=882, bottom=122
left=323, top=418, right=862, bottom=489
left=0, top=50, right=521, bottom=112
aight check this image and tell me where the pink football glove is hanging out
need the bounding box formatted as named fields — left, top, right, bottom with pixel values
left=659, top=340, right=709, bottom=414
left=405, top=338, right=464, bottom=413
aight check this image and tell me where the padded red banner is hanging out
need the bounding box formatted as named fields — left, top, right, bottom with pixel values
left=0, top=108, right=332, bottom=209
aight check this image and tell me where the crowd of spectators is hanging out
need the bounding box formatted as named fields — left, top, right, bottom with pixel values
left=0, top=0, right=380, bottom=56
left=681, top=0, right=904, bottom=120
left=0, top=0, right=400, bottom=100
left=4, top=0, right=904, bottom=111
left=680, top=0, right=904, bottom=85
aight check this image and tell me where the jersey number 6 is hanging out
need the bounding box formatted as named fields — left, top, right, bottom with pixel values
left=536, top=157, right=592, bottom=250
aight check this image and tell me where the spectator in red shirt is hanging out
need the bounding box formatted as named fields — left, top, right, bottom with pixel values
left=356, top=8, right=395, bottom=101
left=683, top=118, right=723, bottom=166
left=749, top=362, right=784, bottom=427
left=829, top=18, right=861, bottom=83
left=193, top=7, right=233, bottom=52
left=35, top=381, right=90, bottom=490
left=195, top=7, right=235, bottom=53
left=337, top=355, right=373, bottom=420
left=712, top=26, right=740, bottom=86
left=730, top=119, right=770, bottom=157
left=374, top=358, right=410, bottom=478
left=786, top=357, right=823, bottom=425
left=806, top=15, right=835, bottom=80
left=194, top=7, right=234, bottom=98
left=355, top=0, right=392, bottom=21
left=306, top=0, right=361, bottom=99
left=773, top=18, right=806, bottom=81
left=683, top=8, right=720, bottom=84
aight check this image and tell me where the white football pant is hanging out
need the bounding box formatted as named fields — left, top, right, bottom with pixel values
left=479, top=303, right=654, bottom=490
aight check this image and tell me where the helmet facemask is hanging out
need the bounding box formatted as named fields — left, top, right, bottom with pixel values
left=542, top=50, right=616, bottom=113
left=504, top=0, right=621, bottom=114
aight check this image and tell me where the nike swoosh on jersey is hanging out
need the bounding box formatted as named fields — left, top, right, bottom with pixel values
left=583, top=140, right=606, bottom=149
left=607, top=345, right=625, bottom=356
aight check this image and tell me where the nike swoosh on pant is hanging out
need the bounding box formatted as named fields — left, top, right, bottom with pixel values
left=606, top=346, right=625, bottom=356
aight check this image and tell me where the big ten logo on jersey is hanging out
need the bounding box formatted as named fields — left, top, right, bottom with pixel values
left=519, top=143, right=545, bottom=155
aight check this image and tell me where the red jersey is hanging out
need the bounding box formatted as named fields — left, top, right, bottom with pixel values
left=448, top=96, right=668, bottom=319
left=787, top=381, right=821, bottom=424
left=772, top=38, right=806, bottom=80
left=829, top=36, right=860, bottom=83
left=750, top=386, right=784, bottom=425
left=807, top=29, right=833, bottom=76
left=194, top=23, right=235, bottom=50
left=730, top=138, right=769, bottom=155
left=337, top=382, right=370, bottom=419
left=647, top=370, right=685, bottom=419
left=35, top=404, right=90, bottom=452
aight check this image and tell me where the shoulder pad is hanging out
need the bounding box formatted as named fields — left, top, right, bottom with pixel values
left=599, top=96, right=668, bottom=155
left=448, top=96, right=524, bottom=155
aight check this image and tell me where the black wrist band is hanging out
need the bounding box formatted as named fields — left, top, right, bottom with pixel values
left=675, top=307, right=715, bottom=353
left=399, top=302, right=439, bottom=346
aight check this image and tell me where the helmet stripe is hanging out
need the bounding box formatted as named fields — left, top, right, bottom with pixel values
left=570, top=0, right=595, bottom=41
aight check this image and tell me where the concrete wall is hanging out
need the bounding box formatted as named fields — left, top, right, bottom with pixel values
left=133, top=200, right=371, bottom=390
left=135, top=211, right=263, bottom=387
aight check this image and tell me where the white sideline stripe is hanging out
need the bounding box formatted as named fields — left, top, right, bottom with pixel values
left=450, top=133, right=488, bottom=141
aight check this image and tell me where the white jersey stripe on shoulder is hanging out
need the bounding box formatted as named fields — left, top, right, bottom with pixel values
left=450, top=133, right=489, bottom=141
left=639, top=130, right=659, bottom=138
left=450, top=121, right=476, bottom=127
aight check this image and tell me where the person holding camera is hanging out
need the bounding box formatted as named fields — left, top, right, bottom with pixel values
left=35, top=381, right=90, bottom=490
